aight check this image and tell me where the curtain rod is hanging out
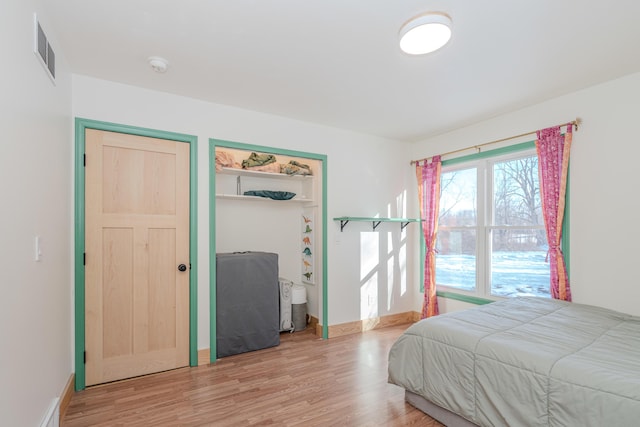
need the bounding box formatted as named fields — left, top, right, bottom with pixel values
left=410, top=117, right=581, bottom=165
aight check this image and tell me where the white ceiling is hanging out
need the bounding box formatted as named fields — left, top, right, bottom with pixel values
left=44, top=1, right=640, bottom=142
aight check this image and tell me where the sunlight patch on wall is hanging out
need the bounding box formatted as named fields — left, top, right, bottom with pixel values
left=361, top=272, right=379, bottom=321
left=360, top=232, right=379, bottom=320
left=400, top=244, right=407, bottom=296
left=386, top=231, right=409, bottom=309
left=387, top=237, right=394, bottom=310
left=360, top=232, right=379, bottom=280
left=397, top=189, right=409, bottom=298
left=358, top=188, right=411, bottom=319
left=393, top=190, right=408, bottom=218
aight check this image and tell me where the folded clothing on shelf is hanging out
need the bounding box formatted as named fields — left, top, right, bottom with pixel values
left=243, top=190, right=296, bottom=200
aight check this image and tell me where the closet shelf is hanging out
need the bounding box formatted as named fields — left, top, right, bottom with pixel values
left=217, top=194, right=314, bottom=203
left=216, top=166, right=315, bottom=202
left=217, top=167, right=313, bottom=180
left=333, top=217, right=422, bottom=232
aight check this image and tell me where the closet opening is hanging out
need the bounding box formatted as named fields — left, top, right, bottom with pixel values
left=209, top=139, right=327, bottom=363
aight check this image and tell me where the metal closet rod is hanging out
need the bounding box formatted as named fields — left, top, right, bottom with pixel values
left=410, top=117, right=581, bottom=165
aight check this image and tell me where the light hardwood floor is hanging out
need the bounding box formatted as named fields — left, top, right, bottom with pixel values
left=62, top=324, right=443, bottom=426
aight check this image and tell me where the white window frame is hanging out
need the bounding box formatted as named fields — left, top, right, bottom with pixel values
left=423, top=141, right=569, bottom=304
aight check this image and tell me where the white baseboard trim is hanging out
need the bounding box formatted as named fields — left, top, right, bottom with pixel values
left=39, top=397, right=60, bottom=427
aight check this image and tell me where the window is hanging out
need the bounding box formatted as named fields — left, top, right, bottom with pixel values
left=436, top=145, right=552, bottom=299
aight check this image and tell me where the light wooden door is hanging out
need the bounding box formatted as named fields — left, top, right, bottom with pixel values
left=85, top=129, right=190, bottom=386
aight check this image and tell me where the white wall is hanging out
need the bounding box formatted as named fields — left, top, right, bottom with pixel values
left=72, top=75, right=416, bottom=349
left=0, top=1, right=72, bottom=426
left=409, top=72, right=640, bottom=316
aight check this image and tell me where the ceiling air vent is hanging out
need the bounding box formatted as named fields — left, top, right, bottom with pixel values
left=33, top=14, right=56, bottom=84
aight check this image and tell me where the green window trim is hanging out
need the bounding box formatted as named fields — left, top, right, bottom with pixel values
left=435, top=291, right=494, bottom=306
left=419, top=139, right=571, bottom=302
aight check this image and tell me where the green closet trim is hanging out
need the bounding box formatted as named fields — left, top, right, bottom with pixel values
left=419, top=139, right=571, bottom=298
left=74, top=118, right=198, bottom=391
left=210, top=139, right=328, bottom=363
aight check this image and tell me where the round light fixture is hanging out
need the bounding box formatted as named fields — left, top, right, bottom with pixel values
left=148, top=56, right=169, bottom=73
left=399, top=12, right=452, bottom=55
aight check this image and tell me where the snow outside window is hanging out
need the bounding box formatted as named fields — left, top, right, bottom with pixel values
left=436, top=149, right=551, bottom=299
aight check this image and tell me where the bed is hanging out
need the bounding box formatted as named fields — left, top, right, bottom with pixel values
left=388, top=297, right=640, bottom=427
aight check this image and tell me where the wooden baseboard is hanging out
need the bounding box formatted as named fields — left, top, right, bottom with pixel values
left=197, top=312, right=419, bottom=360
left=313, top=311, right=419, bottom=339
left=308, top=315, right=321, bottom=336
left=198, top=349, right=211, bottom=366
left=327, top=311, right=416, bottom=338
left=59, top=373, right=75, bottom=422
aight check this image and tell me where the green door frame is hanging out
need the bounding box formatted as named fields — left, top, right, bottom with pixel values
left=209, top=139, right=328, bottom=362
left=74, top=118, right=199, bottom=390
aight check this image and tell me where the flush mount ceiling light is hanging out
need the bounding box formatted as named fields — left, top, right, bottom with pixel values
left=399, top=12, right=452, bottom=55
left=148, top=56, right=169, bottom=73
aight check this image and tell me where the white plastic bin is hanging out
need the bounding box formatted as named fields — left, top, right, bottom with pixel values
left=291, top=285, right=307, bottom=331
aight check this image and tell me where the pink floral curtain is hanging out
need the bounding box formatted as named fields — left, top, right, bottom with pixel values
left=536, top=125, right=572, bottom=301
left=416, top=156, right=442, bottom=318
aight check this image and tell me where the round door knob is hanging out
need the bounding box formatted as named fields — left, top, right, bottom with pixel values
left=178, top=264, right=187, bottom=272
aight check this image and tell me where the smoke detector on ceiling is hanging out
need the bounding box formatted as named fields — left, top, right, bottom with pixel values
left=148, top=56, right=169, bottom=73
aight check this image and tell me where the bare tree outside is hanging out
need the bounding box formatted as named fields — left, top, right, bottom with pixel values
left=435, top=154, right=550, bottom=298
left=436, top=168, right=477, bottom=290
left=439, top=170, right=476, bottom=227
left=493, top=157, right=546, bottom=251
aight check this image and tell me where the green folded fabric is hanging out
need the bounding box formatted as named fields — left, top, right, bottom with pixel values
left=242, top=152, right=276, bottom=168
left=244, top=190, right=296, bottom=200
left=281, top=160, right=312, bottom=175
